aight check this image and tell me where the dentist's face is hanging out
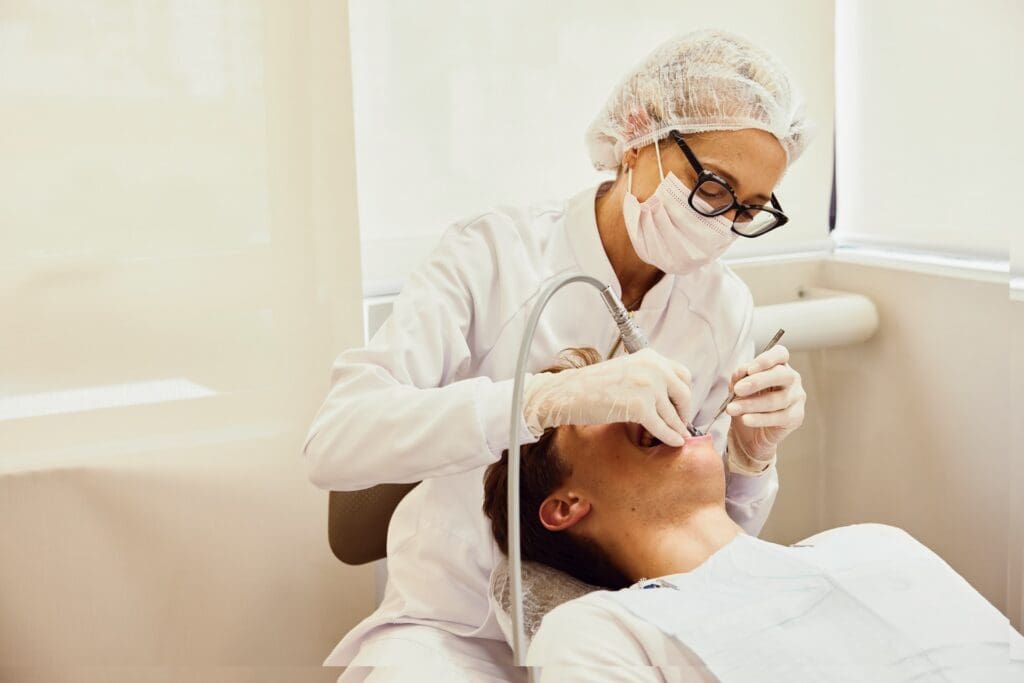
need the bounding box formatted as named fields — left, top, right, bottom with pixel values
left=541, top=425, right=726, bottom=546
left=625, top=128, right=788, bottom=223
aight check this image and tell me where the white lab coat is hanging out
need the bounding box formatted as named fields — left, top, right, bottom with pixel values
left=304, top=183, right=779, bottom=667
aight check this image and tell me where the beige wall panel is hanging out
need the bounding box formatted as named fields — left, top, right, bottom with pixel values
left=1008, top=301, right=1024, bottom=631
left=732, top=259, right=828, bottom=545
left=817, top=262, right=1012, bottom=613
left=0, top=436, right=373, bottom=680
left=1, top=0, right=372, bottom=679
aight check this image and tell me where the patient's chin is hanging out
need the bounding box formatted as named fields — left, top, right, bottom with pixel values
left=643, top=435, right=721, bottom=478
left=681, top=436, right=723, bottom=467
left=674, top=437, right=728, bottom=493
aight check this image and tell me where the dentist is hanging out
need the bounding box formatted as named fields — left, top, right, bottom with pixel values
left=304, top=29, right=811, bottom=682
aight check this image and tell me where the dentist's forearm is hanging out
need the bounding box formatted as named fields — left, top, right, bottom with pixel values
left=303, top=361, right=534, bottom=490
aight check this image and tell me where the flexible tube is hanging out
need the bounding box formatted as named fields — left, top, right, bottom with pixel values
left=507, top=273, right=610, bottom=677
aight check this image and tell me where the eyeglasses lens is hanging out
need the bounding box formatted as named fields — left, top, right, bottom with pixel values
left=692, top=178, right=733, bottom=216
left=692, top=176, right=782, bottom=237
left=732, top=208, right=780, bottom=237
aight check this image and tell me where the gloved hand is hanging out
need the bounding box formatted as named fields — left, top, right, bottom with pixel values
left=726, top=344, right=806, bottom=468
left=523, top=348, right=693, bottom=447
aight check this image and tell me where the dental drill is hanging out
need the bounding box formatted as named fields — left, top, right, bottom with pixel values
left=506, top=274, right=691, bottom=680
left=598, top=285, right=701, bottom=438
left=597, top=285, right=649, bottom=354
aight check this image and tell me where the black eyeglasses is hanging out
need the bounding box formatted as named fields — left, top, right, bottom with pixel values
left=669, top=131, right=788, bottom=238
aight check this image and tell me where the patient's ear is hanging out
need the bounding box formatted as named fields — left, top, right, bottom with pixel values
left=539, top=492, right=591, bottom=532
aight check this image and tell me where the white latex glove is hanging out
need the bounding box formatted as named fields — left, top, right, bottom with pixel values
left=523, top=348, right=693, bottom=447
left=726, top=344, right=806, bottom=467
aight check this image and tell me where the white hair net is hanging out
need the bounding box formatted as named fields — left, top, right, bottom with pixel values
left=586, top=29, right=812, bottom=171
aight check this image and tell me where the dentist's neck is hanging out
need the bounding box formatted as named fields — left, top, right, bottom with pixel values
left=594, top=178, right=663, bottom=307
left=616, top=505, right=743, bottom=582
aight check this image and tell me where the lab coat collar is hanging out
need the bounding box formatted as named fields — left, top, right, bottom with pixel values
left=564, top=183, right=675, bottom=312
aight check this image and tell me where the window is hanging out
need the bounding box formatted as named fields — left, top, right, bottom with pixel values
left=834, top=0, right=1016, bottom=263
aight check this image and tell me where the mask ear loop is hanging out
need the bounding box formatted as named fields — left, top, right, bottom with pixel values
left=654, top=138, right=664, bottom=180
left=626, top=138, right=665, bottom=194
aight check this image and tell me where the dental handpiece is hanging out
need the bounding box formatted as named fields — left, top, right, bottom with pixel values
left=599, top=286, right=701, bottom=437
left=598, top=286, right=648, bottom=354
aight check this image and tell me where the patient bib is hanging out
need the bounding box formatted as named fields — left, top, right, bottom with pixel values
left=604, top=525, right=1022, bottom=682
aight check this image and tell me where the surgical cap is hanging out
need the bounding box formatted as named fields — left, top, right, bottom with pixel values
left=586, top=30, right=812, bottom=171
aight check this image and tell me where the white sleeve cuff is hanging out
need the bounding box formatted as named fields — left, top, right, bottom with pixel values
left=727, top=447, right=777, bottom=476
left=476, top=376, right=539, bottom=459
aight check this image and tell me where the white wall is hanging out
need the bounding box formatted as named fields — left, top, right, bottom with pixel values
left=0, top=1, right=373, bottom=679
left=816, top=263, right=1014, bottom=614
left=3, top=3, right=1021, bottom=678
left=830, top=0, right=1022, bottom=625
left=351, top=0, right=835, bottom=289
left=734, top=259, right=1021, bottom=628
left=730, top=259, right=830, bottom=545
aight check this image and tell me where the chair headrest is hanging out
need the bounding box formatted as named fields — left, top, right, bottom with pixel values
left=489, top=559, right=599, bottom=645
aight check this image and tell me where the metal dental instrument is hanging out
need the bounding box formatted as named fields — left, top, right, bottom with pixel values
left=598, top=286, right=701, bottom=437
left=695, top=328, right=786, bottom=436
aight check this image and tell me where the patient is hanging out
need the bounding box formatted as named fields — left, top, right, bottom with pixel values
left=482, top=349, right=1024, bottom=682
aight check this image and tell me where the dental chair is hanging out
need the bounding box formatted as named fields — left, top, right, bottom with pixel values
left=327, top=483, right=418, bottom=565
left=328, top=482, right=597, bottom=643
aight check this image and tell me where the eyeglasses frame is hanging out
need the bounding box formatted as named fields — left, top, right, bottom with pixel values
left=668, top=130, right=789, bottom=238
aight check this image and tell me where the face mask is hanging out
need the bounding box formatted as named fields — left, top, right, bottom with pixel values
left=621, top=139, right=737, bottom=275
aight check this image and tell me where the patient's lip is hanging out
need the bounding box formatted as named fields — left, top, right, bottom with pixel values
left=683, top=434, right=714, bottom=449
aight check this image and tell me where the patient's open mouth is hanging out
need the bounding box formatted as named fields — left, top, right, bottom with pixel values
left=638, top=427, right=663, bottom=449
left=627, top=423, right=670, bottom=451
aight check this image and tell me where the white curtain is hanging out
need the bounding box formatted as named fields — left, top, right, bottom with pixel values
left=834, top=0, right=1020, bottom=261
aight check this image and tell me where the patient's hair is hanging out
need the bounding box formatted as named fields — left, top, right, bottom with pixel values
left=482, top=347, right=631, bottom=590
